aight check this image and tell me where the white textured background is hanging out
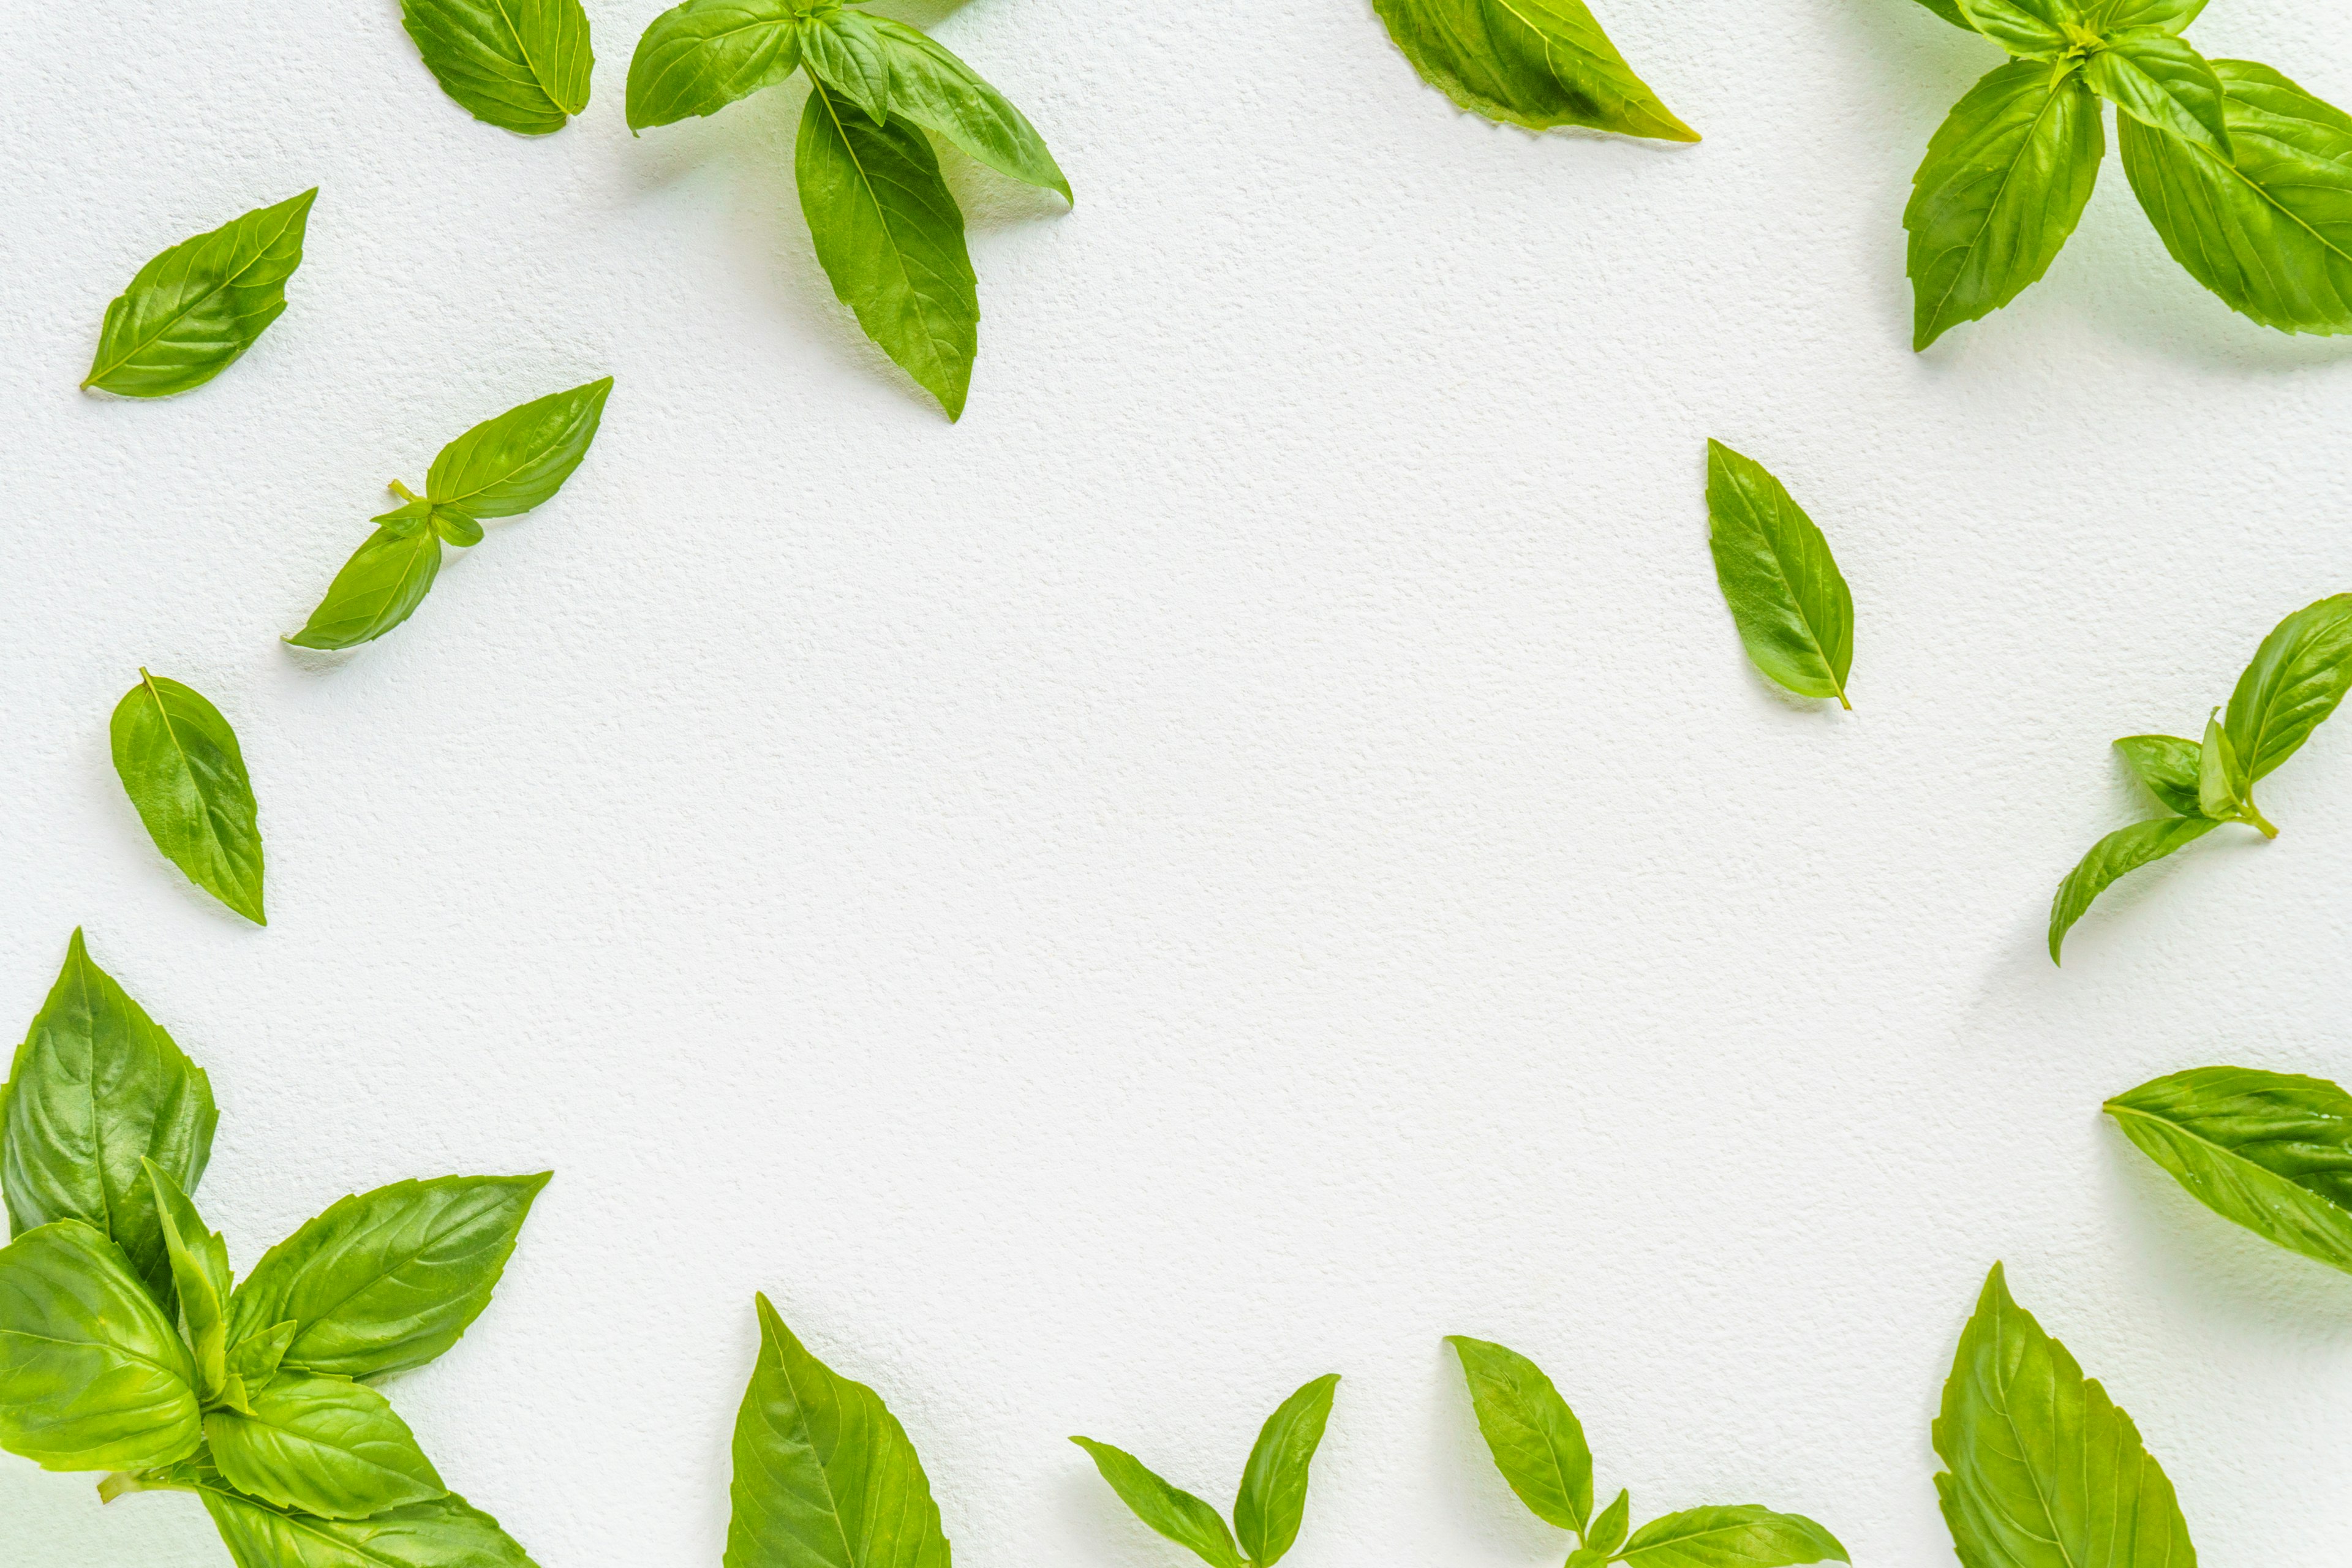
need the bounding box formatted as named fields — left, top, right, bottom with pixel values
left=7, top=0, right=2352, bottom=1563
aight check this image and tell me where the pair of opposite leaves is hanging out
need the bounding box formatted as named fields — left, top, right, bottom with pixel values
left=0, top=932, right=548, bottom=1567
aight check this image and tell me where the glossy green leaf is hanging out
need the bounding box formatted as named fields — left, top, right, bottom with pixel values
left=1953, top=0, right=2070, bottom=57
left=200, top=1480, right=535, bottom=1568
left=865, top=19, right=1071, bottom=201
left=1619, top=1507, right=1849, bottom=1568
left=624, top=0, right=804, bottom=130
left=1587, top=1490, right=1631, bottom=1556
left=1907, top=61, right=2105, bottom=349
left=1371, top=0, right=1695, bottom=141
left=1909, top=0, right=1975, bottom=32
left=797, top=83, right=979, bottom=420
left=2047, top=815, right=2220, bottom=962
left=425, top=378, right=612, bottom=518
left=725, top=1293, right=951, bottom=1568
left=401, top=0, right=592, bottom=135
left=1703, top=440, right=1854, bottom=707
left=228, top=1319, right=300, bottom=1392
left=145, top=1160, right=231, bottom=1403
left=2195, top=712, right=2248, bottom=823
left=1234, top=1373, right=1339, bottom=1568
left=109, top=671, right=265, bottom=925
left=208, top=1372, right=445, bottom=1519
left=2, top=930, right=217, bottom=1306
left=801, top=7, right=894, bottom=121
left=2113, top=734, right=2203, bottom=817
left=2222, top=594, right=2352, bottom=786
left=1445, top=1335, right=1593, bottom=1533
left=1070, top=1436, right=1243, bottom=1568
left=83, top=190, right=316, bottom=398
left=0, top=1220, right=200, bottom=1471
left=285, top=524, right=443, bottom=650
left=2081, top=0, right=2204, bottom=33
left=1934, top=1264, right=2194, bottom=1568
left=1566, top=1551, right=1610, bottom=1568
left=228, top=1173, right=549, bottom=1379
left=432, top=507, right=484, bottom=547
left=2086, top=31, right=2230, bottom=157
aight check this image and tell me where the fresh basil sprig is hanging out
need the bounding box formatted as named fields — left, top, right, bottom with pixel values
left=401, top=0, right=593, bottom=134
left=109, top=671, right=266, bottom=925
left=1371, top=0, right=1697, bottom=143
left=1902, top=0, right=2352, bottom=344
left=1705, top=441, right=1855, bottom=709
left=83, top=191, right=316, bottom=398
left=0, top=932, right=548, bottom=1566
left=624, top=1, right=1071, bottom=420
left=1072, top=1373, right=1340, bottom=1568
left=2049, top=594, right=2352, bottom=962
left=288, top=377, right=611, bottom=650
left=1449, top=1336, right=1845, bottom=1568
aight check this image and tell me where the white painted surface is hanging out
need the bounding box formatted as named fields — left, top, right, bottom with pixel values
left=7, top=0, right=2352, bottom=1562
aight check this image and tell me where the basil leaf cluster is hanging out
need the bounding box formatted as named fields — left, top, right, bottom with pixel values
left=1705, top=441, right=1856, bottom=709
left=624, top=0, right=1072, bottom=421
left=0, top=932, right=548, bottom=1568
left=1371, top=0, right=1697, bottom=143
left=109, top=671, right=266, bottom=925
left=401, top=0, right=594, bottom=135
left=1904, top=0, right=2352, bottom=345
left=83, top=191, right=316, bottom=398
left=2049, top=594, right=2352, bottom=961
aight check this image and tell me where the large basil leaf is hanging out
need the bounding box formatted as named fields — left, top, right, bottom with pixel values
left=2085, top=31, right=2229, bottom=157
left=425, top=378, right=612, bottom=517
left=146, top=1159, right=232, bottom=1401
left=1069, top=1436, right=1243, bottom=1568
left=228, top=1173, right=549, bottom=1379
left=2112, top=734, right=2203, bottom=818
left=208, top=1372, right=446, bottom=1519
left=1371, top=0, right=1696, bottom=141
left=1618, top=1507, right=1848, bottom=1567
left=1445, top=1335, right=1593, bottom=1533
left=108, top=671, right=266, bottom=925
left=2120, top=61, right=2352, bottom=334
left=625, top=0, right=804, bottom=130
left=2081, top=0, right=2204, bottom=33
left=865, top=19, right=1071, bottom=200
left=2046, top=815, right=2218, bottom=963
left=1704, top=440, right=1854, bottom=707
left=796, top=83, right=979, bottom=421
left=800, top=7, right=894, bottom=121
left=200, top=1480, right=536, bottom=1568
left=1234, top=1373, right=1340, bottom=1568
left=1906, top=61, right=2105, bottom=349
left=2, top=930, right=217, bottom=1306
left=725, top=1294, right=951, bottom=1568
left=285, top=521, right=444, bottom=650
left=0, top=1220, right=201, bottom=1471
left=2106, top=1066, right=2352, bottom=1275
left=1934, top=1264, right=2195, bottom=1568
left=83, top=190, right=317, bottom=398
left=400, top=0, right=592, bottom=135
left=2221, top=594, right=2352, bottom=786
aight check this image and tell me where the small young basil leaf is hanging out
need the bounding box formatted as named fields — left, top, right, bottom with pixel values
left=2046, top=815, right=2221, bottom=963
left=143, top=1159, right=232, bottom=1403
left=1587, top=1489, right=1632, bottom=1556
left=2084, top=31, right=2231, bottom=159
left=198, top=1483, right=535, bottom=1568
left=226, top=1319, right=298, bottom=1391
left=726, top=1294, right=949, bottom=1568
left=2080, top=0, right=2205, bottom=34
left=285, top=524, right=443, bottom=650
left=2112, top=734, right=2203, bottom=817
left=2106, top=1066, right=2352, bottom=1276
left=83, top=190, right=317, bottom=398
left=1934, top=1265, right=2193, bottom=1568
left=1234, top=1373, right=1340, bottom=1568
left=1703, top=440, right=1854, bottom=708
left=2222, top=594, right=2352, bottom=786
left=431, top=507, right=484, bottom=548
left=625, top=0, right=804, bottom=130
left=797, top=83, right=979, bottom=421
left=1370, top=0, right=1697, bottom=143
left=1618, top=1506, right=1848, bottom=1567
left=3, top=930, right=218, bottom=1308
left=865, top=18, right=1071, bottom=202
left=2195, top=711, right=2250, bottom=824
left=400, top=0, right=592, bottom=135
left=227, top=1173, right=549, bottom=1379
left=212, top=1373, right=255, bottom=1417
left=0, top=1220, right=202, bottom=1472
left=371, top=497, right=436, bottom=532
left=425, top=377, right=612, bottom=518
left=1953, top=0, right=2070, bottom=57
left=1445, top=1335, right=1593, bottom=1534
left=205, top=1372, right=446, bottom=1520
left=108, top=671, right=266, bottom=925
left=799, top=6, right=894, bottom=122
left=1069, top=1435, right=1244, bottom=1568
left=1907, top=60, right=2105, bottom=349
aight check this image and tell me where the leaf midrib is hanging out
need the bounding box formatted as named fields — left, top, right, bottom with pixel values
left=1926, top=72, right=2076, bottom=336
left=1728, top=465, right=1845, bottom=701
left=1985, top=1300, right=2080, bottom=1568
left=86, top=207, right=301, bottom=388
left=812, top=80, right=957, bottom=384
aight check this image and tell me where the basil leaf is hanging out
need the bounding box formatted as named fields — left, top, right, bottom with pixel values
left=1587, top=1490, right=1631, bottom=1556
left=199, top=1482, right=535, bottom=1568
left=1953, top=0, right=2070, bottom=56
left=1566, top=1551, right=1610, bottom=1568
left=1703, top=440, right=1854, bottom=708
left=726, top=1294, right=949, bottom=1568
left=108, top=671, right=266, bottom=925
left=2106, top=1066, right=2352, bottom=1275
left=1069, top=1436, right=1243, bottom=1568
left=1444, top=1334, right=1593, bottom=1533
left=2047, top=815, right=2220, bottom=963
left=2086, top=31, right=2230, bottom=158
left=1906, top=61, right=2104, bottom=349
left=1370, top=0, right=1697, bottom=142
left=400, top=0, right=592, bottom=135
left=625, top=0, right=803, bottom=130
left=286, top=524, right=443, bottom=650
left=425, top=377, right=612, bottom=518
left=2222, top=594, right=2352, bottom=786
left=144, top=1159, right=232, bottom=1403
left=0, top=1220, right=202, bottom=1471
left=1934, top=1264, right=2194, bottom=1568
left=2, top=929, right=218, bottom=1307
left=1618, top=1507, right=1847, bottom=1568
left=207, top=1372, right=445, bottom=1520
left=797, top=83, right=979, bottom=421
left=83, top=190, right=317, bottom=398
left=864, top=18, right=1071, bottom=201
left=2081, top=0, right=2204, bottom=33
left=431, top=507, right=484, bottom=547
left=2195, top=710, right=2249, bottom=823
left=800, top=6, right=893, bottom=122
left=1909, top=0, right=1976, bottom=33
left=228, top=1319, right=300, bottom=1391
left=1234, top=1373, right=1340, bottom=1568
left=2119, top=61, right=2352, bottom=334
left=2112, top=734, right=2203, bottom=817
left=228, top=1173, right=549, bottom=1379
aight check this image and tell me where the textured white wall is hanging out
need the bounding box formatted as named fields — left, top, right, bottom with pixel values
left=8, top=0, right=2352, bottom=1563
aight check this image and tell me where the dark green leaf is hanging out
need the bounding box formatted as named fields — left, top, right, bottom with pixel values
left=2113, top=734, right=2202, bottom=817
left=1070, top=1435, right=1242, bottom=1568
left=285, top=524, right=443, bottom=650
left=145, top=1159, right=232, bottom=1403
left=200, top=1480, right=536, bottom=1568
left=1703, top=440, right=1854, bottom=707
left=0, top=1220, right=201, bottom=1471
left=83, top=190, right=316, bottom=398
left=109, top=671, right=266, bottom=924
left=625, top=0, right=804, bottom=130
left=425, top=378, right=612, bottom=518
left=865, top=20, right=1071, bottom=201
left=2222, top=594, right=2352, bottom=785
left=1587, top=1490, right=1630, bottom=1556
left=800, top=7, right=893, bottom=121
left=401, top=0, right=592, bottom=135
left=1234, top=1373, right=1339, bottom=1568
left=2086, top=31, right=2230, bottom=158
left=1619, top=1506, right=1847, bottom=1568
left=2047, top=815, right=2220, bottom=962
left=1370, top=0, right=1697, bottom=142
left=1444, top=1335, right=1592, bottom=1534
left=207, top=1372, right=445, bottom=1519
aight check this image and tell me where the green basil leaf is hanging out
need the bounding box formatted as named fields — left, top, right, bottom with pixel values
left=1069, top=1436, right=1243, bottom=1568
left=1444, top=1335, right=1593, bottom=1533
left=1909, top=0, right=1976, bottom=34
left=286, top=524, right=444, bottom=650
left=108, top=671, right=266, bottom=925
left=797, top=83, right=979, bottom=421
left=1587, top=1489, right=1631, bottom=1556
left=207, top=1372, right=445, bottom=1519
left=400, top=0, right=592, bottom=135
left=1618, top=1507, right=1847, bottom=1567
left=1566, top=1551, right=1610, bottom=1568
left=2047, top=815, right=2220, bottom=963
left=228, top=1173, right=549, bottom=1379
left=2081, top=0, right=2204, bottom=34
left=425, top=377, right=612, bottom=518
left=2112, top=734, right=2203, bottom=817
left=2086, top=31, right=2230, bottom=158
left=1953, top=0, right=2071, bottom=57
left=1906, top=60, right=2104, bottom=350
left=2, top=930, right=217, bottom=1307
left=1234, top=1373, right=1340, bottom=1568
left=429, top=507, right=483, bottom=546
left=144, top=1159, right=232, bottom=1403
left=1703, top=440, right=1855, bottom=707
left=2195, top=710, right=2248, bottom=821
left=200, top=1482, right=535, bottom=1568
left=0, top=1220, right=201, bottom=1471
left=2106, top=1066, right=2352, bottom=1275
left=624, top=0, right=803, bottom=130
left=1370, top=0, right=1697, bottom=142
left=2222, top=594, right=2352, bottom=785
left=726, top=1294, right=949, bottom=1568
left=2120, top=61, right=2352, bottom=334
left=800, top=7, right=893, bottom=122
left=864, top=19, right=1071, bottom=201
left=1934, top=1264, right=2194, bottom=1568
left=228, top=1319, right=300, bottom=1391
left=83, top=190, right=317, bottom=398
